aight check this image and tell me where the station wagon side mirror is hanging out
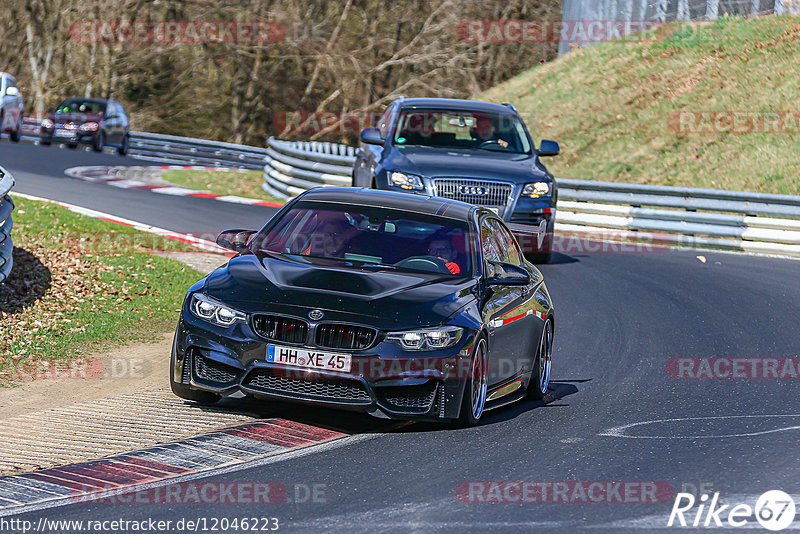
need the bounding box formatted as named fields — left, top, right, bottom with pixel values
left=538, top=139, right=560, bottom=157
left=360, top=127, right=385, bottom=145
left=216, top=229, right=256, bottom=253
left=486, top=261, right=531, bottom=286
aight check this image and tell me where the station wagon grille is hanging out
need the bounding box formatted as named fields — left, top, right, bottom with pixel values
left=315, top=324, right=376, bottom=350
left=252, top=315, right=308, bottom=344
left=432, top=178, right=513, bottom=211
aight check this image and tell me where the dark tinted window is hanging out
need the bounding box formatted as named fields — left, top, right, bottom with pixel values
left=393, top=109, right=531, bottom=153
left=57, top=99, right=107, bottom=114
left=251, top=202, right=472, bottom=277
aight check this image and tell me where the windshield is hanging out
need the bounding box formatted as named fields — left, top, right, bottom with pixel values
left=392, top=109, right=531, bottom=154
left=251, top=202, right=472, bottom=277
left=56, top=99, right=106, bottom=115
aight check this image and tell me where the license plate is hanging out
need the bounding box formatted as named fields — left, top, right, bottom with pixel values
left=56, top=128, right=75, bottom=138
left=266, top=344, right=351, bottom=373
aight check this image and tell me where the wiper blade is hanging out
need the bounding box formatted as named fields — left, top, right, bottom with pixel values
left=359, top=263, right=399, bottom=270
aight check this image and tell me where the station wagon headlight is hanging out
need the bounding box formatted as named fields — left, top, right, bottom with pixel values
left=522, top=182, right=550, bottom=198
left=390, top=172, right=424, bottom=191
left=190, top=293, right=246, bottom=327
left=386, top=326, right=463, bottom=350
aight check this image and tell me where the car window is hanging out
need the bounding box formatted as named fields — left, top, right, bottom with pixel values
left=57, top=99, right=106, bottom=114
left=488, top=218, right=523, bottom=266
left=392, top=109, right=531, bottom=153
left=377, top=104, right=396, bottom=138
left=479, top=218, right=503, bottom=264
left=252, top=202, right=473, bottom=277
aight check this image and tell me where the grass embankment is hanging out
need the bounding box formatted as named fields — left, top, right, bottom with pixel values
left=479, top=16, right=800, bottom=194
left=0, top=198, right=204, bottom=379
left=162, top=169, right=286, bottom=204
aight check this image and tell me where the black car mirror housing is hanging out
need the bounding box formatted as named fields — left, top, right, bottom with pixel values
left=360, top=127, right=385, bottom=145
left=486, top=261, right=531, bottom=286
left=538, top=139, right=560, bottom=157
left=216, top=229, right=256, bottom=253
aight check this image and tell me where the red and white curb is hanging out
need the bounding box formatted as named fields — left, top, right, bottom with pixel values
left=65, top=165, right=283, bottom=208
left=12, top=191, right=231, bottom=255
left=0, top=419, right=346, bottom=511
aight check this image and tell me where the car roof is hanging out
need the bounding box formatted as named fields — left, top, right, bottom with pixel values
left=397, top=98, right=516, bottom=115
left=296, top=187, right=475, bottom=222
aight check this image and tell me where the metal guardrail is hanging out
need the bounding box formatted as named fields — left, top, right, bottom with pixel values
left=262, top=138, right=800, bottom=258
left=12, top=121, right=800, bottom=258
left=0, top=167, right=15, bottom=284
left=18, top=118, right=267, bottom=169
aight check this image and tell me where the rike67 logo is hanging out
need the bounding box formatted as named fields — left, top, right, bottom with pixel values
left=669, top=490, right=796, bottom=531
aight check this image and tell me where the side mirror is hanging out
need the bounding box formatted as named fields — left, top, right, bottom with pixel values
left=47, top=108, right=54, bottom=113
left=486, top=261, right=531, bottom=286
left=4, top=87, right=19, bottom=96
left=538, top=139, right=560, bottom=157
left=360, top=127, right=385, bottom=145
left=216, top=229, right=256, bottom=253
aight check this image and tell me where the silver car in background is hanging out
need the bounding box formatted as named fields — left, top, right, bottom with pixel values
left=0, top=73, right=23, bottom=142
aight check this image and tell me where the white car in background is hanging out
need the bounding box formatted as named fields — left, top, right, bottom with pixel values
left=0, top=73, right=23, bottom=142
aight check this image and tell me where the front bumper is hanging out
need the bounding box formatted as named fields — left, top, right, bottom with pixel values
left=172, top=313, right=477, bottom=422
left=41, top=129, right=97, bottom=144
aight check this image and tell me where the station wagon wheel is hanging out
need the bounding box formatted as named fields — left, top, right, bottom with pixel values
left=458, top=337, right=488, bottom=426
left=528, top=318, right=552, bottom=400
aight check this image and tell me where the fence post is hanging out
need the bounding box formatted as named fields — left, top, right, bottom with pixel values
left=678, top=0, right=690, bottom=20
left=706, top=0, right=720, bottom=19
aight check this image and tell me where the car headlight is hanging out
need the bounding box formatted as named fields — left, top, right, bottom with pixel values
left=386, top=326, right=463, bottom=351
left=79, top=122, right=99, bottom=132
left=522, top=182, right=550, bottom=198
left=389, top=172, right=424, bottom=191
left=190, top=293, right=246, bottom=327
left=41, top=119, right=53, bottom=129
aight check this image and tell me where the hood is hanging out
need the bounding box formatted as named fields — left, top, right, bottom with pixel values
left=386, top=146, right=548, bottom=183
left=202, top=254, right=477, bottom=330
left=52, top=111, right=103, bottom=124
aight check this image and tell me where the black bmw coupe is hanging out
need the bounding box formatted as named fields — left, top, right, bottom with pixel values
left=171, top=188, right=554, bottom=425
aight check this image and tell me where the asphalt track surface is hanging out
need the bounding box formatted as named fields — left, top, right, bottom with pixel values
left=3, top=139, right=800, bottom=532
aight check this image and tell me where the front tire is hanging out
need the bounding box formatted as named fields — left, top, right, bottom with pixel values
left=527, top=318, right=553, bottom=400
left=458, top=337, right=488, bottom=427
left=117, top=133, right=129, bottom=155
left=170, top=379, right=222, bottom=404
left=169, top=349, right=221, bottom=404
left=9, top=114, right=21, bottom=142
left=92, top=131, right=105, bottom=152
left=40, top=136, right=51, bottom=146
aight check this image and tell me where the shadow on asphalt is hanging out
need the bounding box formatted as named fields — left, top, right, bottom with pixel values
left=183, top=378, right=588, bottom=436
left=543, top=252, right=580, bottom=265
